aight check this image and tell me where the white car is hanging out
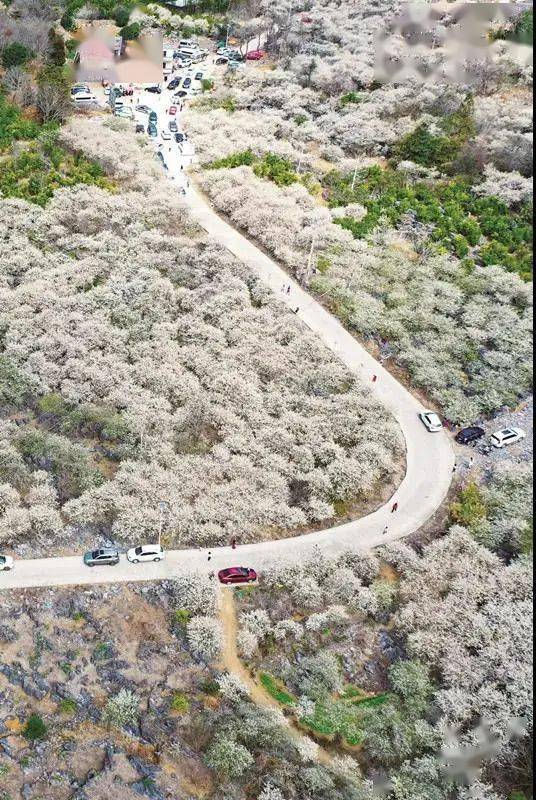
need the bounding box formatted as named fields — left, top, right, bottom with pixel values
left=127, top=544, right=165, bottom=564
left=0, top=555, right=14, bottom=571
left=419, top=410, right=443, bottom=433
left=161, top=130, right=172, bottom=140
left=490, top=427, right=526, bottom=448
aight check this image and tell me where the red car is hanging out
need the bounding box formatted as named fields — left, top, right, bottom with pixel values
left=246, top=50, right=265, bottom=60
left=169, top=105, right=177, bottom=115
left=218, top=567, right=257, bottom=585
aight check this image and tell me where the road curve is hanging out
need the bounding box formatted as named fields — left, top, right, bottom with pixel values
left=0, top=185, right=454, bottom=593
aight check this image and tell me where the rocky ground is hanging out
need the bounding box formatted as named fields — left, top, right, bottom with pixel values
left=0, top=583, right=216, bottom=800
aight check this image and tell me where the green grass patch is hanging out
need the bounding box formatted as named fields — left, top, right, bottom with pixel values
left=259, top=672, right=297, bottom=706
left=170, top=692, right=190, bottom=713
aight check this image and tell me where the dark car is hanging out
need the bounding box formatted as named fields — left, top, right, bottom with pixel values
left=167, top=77, right=182, bottom=90
left=168, top=119, right=178, bottom=132
left=145, top=85, right=162, bottom=94
left=174, top=132, right=187, bottom=143
left=182, top=77, right=192, bottom=88
left=455, top=426, right=485, bottom=445
left=148, top=110, right=158, bottom=124
left=83, top=548, right=120, bottom=567
left=135, top=123, right=145, bottom=133
left=218, top=567, right=257, bottom=585
left=174, top=90, right=188, bottom=98
left=147, top=123, right=158, bottom=137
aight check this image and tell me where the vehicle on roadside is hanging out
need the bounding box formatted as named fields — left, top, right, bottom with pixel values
left=174, top=131, right=187, bottom=143
left=115, top=106, right=134, bottom=119
left=182, top=77, right=192, bottom=89
left=490, top=427, right=526, bottom=448
left=147, top=123, right=158, bottom=137
left=218, top=567, right=257, bottom=585
left=83, top=548, right=120, bottom=567
left=455, top=426, right=485, bottom=445
left=0, top=555, right=14, bottom=571
left=73, top=93, right=99, bottom=107
left=127, top=544, right=165, bottom=564
left=169, top=105, right=178, bottom=115
left=148, top=111, right=158, bottom=124
left=169, top=119, right=178, bottom=132
left=214, top=56, right=230, bottom=65
left=176, top=56, right=192, bottom=68
left=194, top=71, right=204, bottom=81
left=167, top=77, right=182, bottom=90
left=161, top=129, right=171, bottom=140
left=145, top=85, right=162, bottom=94
left=247, top=49, right=266, bottom=60
left=71, top=84, right=90, bottom=96
left=135, top=123, right=145, bottom=133
left=419, top=410, right=443, bottom=433
left=136, top=104, right=151, bottom=114
left=174, top=90, right=189, bottom=98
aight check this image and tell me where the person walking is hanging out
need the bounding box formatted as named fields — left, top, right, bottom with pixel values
left=207, top=551, right=212, bottom=562
left=372, top=374, right=378, bottom=383
left=382, top=525, right=389, bottom=535
left=286, top=285, right=291, bottom=294
left=231, top=538, right=237, bottom=550
left=293, top=307, right=299, bottom=314
left=391, top=501, right=398, bottom=513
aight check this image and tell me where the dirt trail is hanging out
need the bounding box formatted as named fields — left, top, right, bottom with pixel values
left=218, top=587, right=332, bottom=765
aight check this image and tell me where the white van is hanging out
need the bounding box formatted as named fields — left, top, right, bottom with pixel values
left=179, top=39, right=196, bottom=49
left=73, top=92, right=98, bottom=105
left=178, top=46, right=202, bottom=58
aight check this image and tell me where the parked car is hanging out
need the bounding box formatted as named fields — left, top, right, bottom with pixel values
left=71, top=84, right=90, bottom=96
left=148, top=111, right=158, bottom=124
left=136, top=104, right=151, bottom=114
left=167, top=77, right=182, bottom=90
left=161, top=129, right=171, bottom=140
left=145, top=85, right=162, bottom=94
left=182, top=77, right=192, bottom=88
left=115, top=106, right=134, bottom=119
left=135, top=123, right=145, bottom=134
left=0, top=555, right=14, bottom=572
left=174, top=90, right=189, bottom=98
left=174, top=132, right=187, bottom=143
left=127, top=544, right=165, bottom=564
left=169, top=119, right=178, bottom=132
left=490, top=427, right=526, bottom=448
left=147, top=123, right=158, bottom=137
left=247, top=49, right=265, bottom=60
left=215, top=56, right=229, bottom=65
left=455, top=426, right=485, bottom=445
left=169, top=105, right=178, bottom=115
left=419, top=410, right=443, bottom=433
left=83, top=548, right=120, bottom=567
left=194, top=72, right=204, bottom=81
left=218, top=567, right=257, bottom=585
left=73, top=92, right=99, bottom=106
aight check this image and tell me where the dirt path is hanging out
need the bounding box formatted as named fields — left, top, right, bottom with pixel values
left=218, top=587, right=332, bottom=765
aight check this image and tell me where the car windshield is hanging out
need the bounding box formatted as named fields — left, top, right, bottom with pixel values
left=0, top=557, right=5, bottom=564
left=91, top=550, right=101, bottom=558
left=135, top=546, right=143, bottom=555
left=238, top=568, right=249, bottom=576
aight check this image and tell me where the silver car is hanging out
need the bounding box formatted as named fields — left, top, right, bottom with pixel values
left=83, top=548, right=120, bottom=567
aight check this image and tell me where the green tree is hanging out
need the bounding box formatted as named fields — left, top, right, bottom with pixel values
left=120, top=22, right=141, bottom=40
left=205, top=736, right=254, bottom=777
left=113, top=5, right=131, bottom=27
left=48, top=29, right=66, bottom=66
left=450, top=482, right=487, bottom=528
left=1, top=42, right=33, bottom=68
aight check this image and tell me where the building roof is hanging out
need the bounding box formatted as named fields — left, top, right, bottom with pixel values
left=77, top=39, right=114, bottom=62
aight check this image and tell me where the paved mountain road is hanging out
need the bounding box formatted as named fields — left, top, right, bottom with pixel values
left=0, top=111, right=454, bottom=593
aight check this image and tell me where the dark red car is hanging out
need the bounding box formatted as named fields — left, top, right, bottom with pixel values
left=246, top=50, right=265, bottom=60
left=218, top=567, right=257, bottom=584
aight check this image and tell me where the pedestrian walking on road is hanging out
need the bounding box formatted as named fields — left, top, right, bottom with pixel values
left=286, top=285, right=291, bottom=294
left=293, top=307, right=299, bottom=314
left=372, top=374, right=378, bottom=383
left=391, top=501, right=398, bottom=513
left=207, top=551, right=212, bottom=562
left=231, top=538, right=237, bottom=550
left=382, top=525, right=389, bottom=535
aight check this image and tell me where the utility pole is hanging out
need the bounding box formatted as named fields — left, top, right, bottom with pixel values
left=351, top=165, right=359, bottom=192
left=157, top=501, right=169, bottom=548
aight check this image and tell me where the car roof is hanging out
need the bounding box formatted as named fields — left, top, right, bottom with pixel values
left=139, top=544, right=162, bottom=551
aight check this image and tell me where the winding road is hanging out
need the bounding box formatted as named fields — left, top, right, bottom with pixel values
left=0, top=89, right=454, bottom=593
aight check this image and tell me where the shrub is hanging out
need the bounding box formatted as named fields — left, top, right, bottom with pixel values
left=23, top=714, right=47, bottom=741
left=170, top=692, right=190, bottom=713
left=113, top=5, right=131, bottom=26
left=449, top=482, right=487, bottom=528
left=102, top=689, right=139, bottom=730
left=58, top=698, right=77, bottom=715
left=120, top=22, right=141, bottom=41
left=1, top=42, right=33, bottom=69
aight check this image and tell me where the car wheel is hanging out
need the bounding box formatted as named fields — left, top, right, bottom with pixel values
left=132, top=559, right=139, bottom=564
left=154, top=558, right=161, bottom=562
